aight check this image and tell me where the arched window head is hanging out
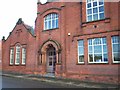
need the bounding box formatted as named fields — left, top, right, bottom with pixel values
left=44, top=13, right=58, bottom=30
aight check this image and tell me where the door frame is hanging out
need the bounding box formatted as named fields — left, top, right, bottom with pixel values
left=46, top=46, right=56, bottom=73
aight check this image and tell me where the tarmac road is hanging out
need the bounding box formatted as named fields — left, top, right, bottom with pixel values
left=2, top=76, right=81, bottom=88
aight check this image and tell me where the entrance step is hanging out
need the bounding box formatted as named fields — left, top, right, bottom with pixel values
left=44, top=73, right=55, bottom=78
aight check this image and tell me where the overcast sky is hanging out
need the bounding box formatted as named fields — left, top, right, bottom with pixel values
left=0, top=0, right=37, bottom=40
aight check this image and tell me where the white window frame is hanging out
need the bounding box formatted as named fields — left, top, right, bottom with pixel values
left=88, top=37, right=108, bottom=63
left=112, top=36, right=120, bottom=63
left=44, top=13, right=58, bottom=30
left=86, top=0, right=105, bottom=22
left=15, top=45, right=21, bottom=65
left=78, top=40, right=84, bottom=64
left=10, top=48, right=14, bottom=65
left=22, top=48, right=26, bottom=65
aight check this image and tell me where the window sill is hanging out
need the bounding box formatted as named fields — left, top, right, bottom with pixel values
left=56, top=63, right=62, bottom=65
left=112, top=62, right=120, bottom=64
left=88, top=62, right=108, bottom=64
left=9, top=64, right=26, bottom=66
left=14, top=63, right=20, bottom=66
left=42, top=28, right=59, bottom=32
left=82, top=18, right=110, bottom=27
left=76, top=62, right=85, bottom=65
left=21, top=64, right=26, bottom=66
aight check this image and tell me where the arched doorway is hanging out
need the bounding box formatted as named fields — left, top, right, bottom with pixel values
left=46, top=44, right=56, bottom=73
left=38, top=39, right=62, bottom=76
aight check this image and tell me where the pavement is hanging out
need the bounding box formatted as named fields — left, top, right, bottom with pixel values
left=1, top=71, right=120, bottom=89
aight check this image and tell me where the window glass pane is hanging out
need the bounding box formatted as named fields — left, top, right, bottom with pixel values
left=48, top=21, right=51, bottom=29
left=103, top=45, right=107, bottom=53
left=93, top=2, right=97, bottom=7
left=99, top=13, right=104, bottom=19
left=99, top=6, right=104, bottom=12
left=78, top=40, right=83, bottom=46
left=87, top=3, right=91, bottom=8
left=94, top=54, right=102, bottom=62
left=89, top=46, right=93, bottom=53
left=87, top=0, right=91, bottom=3
left=93, top=14, right=98, bottom=20
left=102, top=38, right=106, bottom=44
left=93, top=38, right=101, bottom=45
left=10, top=49, right=14, bottom=64
left=49, top=59, right=52, bottom=66
left=79, top=47, right=84, bottom=54
left=94, top=45, right=102, bottom=53
left=113, top=44, right=119, bottom=52
left=45, top=22, right=47, bottom=29
left=113, top=53, right=120, bottom=61
left=16, top=46, right=20, bottom=64
left=99, top=0, right=104, bottom=5
left=79, top=55, right=84, bottom=62
left=87, top=9, right=92, bottom=14
left=112, top=36, right=119, bottom=43
left=47, top=15, right=50, bottom=19
left=55, top=14, right=58, bottom=18
left=78, top=40, right=84, bottom=63
left=52, top=14, right=55, bottom=19
left=88, top=15, right=92, bottom=21
left=93, top=8, right=98, bottom=13
left=52, top=20, right=55, bottom=28
left=88, top=39, right=92, bottom=45
left=56, top=19, right=58, bottom=28
left=103, top=54, right=108, bottom=62
left=22, top=48, right=26, bottom=64
left=89, top=54, right=93, bottom=62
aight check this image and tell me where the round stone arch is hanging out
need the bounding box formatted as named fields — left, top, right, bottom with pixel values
left=38, top=39, right=62, bottom=65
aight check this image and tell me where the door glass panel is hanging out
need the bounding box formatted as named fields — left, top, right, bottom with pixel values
left=49, top=58, right=52, bottom=66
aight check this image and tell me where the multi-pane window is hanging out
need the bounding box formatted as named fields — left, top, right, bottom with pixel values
left=44, top=13, right=58, bottom=30
left=15, top=45, right=20, bottom=65
left=10, top=48, right=14, bottom=65
left=22, top=48, right=26, bottom=65
left=88, top=37, right=108, bottom=63
left=86, top=0, right=104, bottom=22
left=78, top=40, right=84, bottom=63
left=112, top=36, right=120, bottom=63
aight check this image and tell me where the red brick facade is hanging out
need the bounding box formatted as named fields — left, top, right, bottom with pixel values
left=2, top=1, right=120, bottom=84
left=0, top=41, right=2, bottom=70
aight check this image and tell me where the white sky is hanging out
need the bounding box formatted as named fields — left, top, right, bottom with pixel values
left=0, top=0, right=37, bottom=40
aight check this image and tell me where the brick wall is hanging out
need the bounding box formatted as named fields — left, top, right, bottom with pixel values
left=2, top=2, right=120, bottom=84
left=0, top=41, right=2, bottom=70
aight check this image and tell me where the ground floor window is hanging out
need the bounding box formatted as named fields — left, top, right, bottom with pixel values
left=10, top=48, right=14, bottom=65
left=78, top=40, right=84, bottom=63
left=15, top=45, right=20, bottom=65
left=22, top=48, right=26, bottom=65
left=88, top=37, right=108, bottom=63
left=112, top=36, right=120, bottom=63
left=10, top=44, right=27, bottom=65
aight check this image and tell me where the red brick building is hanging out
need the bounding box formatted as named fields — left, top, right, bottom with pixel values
left=0, top=41, right=2, bottom=70
left=2, top=1, right=120, bottom=84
